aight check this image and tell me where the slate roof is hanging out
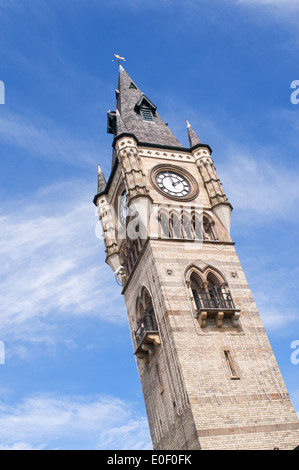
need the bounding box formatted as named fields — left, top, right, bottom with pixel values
left=109, top=65, right=183, bottom=148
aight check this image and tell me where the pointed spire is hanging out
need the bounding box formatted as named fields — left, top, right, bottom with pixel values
left=116, top=64, right=142, bottom=117
left=186, top=120, right=202, bottom=147
left=97, top=164, right=106, bottom=193
left=114, top=65, right=182, bottom=148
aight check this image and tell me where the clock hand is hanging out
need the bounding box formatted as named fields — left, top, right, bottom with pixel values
left=166, top=171, right=175, bottom=186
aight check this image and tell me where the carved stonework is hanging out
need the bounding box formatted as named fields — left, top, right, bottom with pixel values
left=116, top=137, right=148, bottom=200
left=119, top=235, right=145, bottom=281
left=135, top=333, right=161, bottom=364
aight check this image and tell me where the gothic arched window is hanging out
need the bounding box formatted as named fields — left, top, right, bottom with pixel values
left=203, top=215, right=217, bottom=240
left=169, top=211, right=182, bottom=239
left=191, top=212, right=203, bottom=240
left=181, top=210, right=193, bottom=239
left=187, top=265, right=240, bottom=328
left=159, top=210, right=170, bottom=238
left=134, top=288, right=160, bottom=362
left=135, top=289, right=158, bottom=342
left=190, top=271, right=205, bottom=310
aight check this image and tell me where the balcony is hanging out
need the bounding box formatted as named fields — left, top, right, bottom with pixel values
left=134, top=314, right=160, bottom=363
left=193, top=290, right=240, bottom=327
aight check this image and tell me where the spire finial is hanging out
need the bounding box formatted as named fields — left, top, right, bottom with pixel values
left=186, top=119, right=202, bottom=147
left=97, top=164, right=107, bottom=193
left=112, top=54, right=126, bottom=66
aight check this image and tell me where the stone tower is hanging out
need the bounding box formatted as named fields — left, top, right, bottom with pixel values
left=93, top=65, right=299, bottom=450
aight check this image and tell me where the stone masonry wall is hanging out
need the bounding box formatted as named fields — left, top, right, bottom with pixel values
left=123, top=239, right=299, bottom=450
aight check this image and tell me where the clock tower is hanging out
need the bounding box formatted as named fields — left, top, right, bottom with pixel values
left=93, top=65, right=299, bottom=450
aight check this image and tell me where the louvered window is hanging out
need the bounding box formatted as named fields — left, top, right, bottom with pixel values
left=140, top=106, right=154, bottom=121
left=129, top=82, right=137, bottom=89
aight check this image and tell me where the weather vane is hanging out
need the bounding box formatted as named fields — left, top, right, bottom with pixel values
left=112, top=54, right=126, bottom=65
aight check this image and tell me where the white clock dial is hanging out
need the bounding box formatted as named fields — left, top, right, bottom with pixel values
left=156, top=171, right=191, bottom=197
left=119, top=190, right=128, bottom=225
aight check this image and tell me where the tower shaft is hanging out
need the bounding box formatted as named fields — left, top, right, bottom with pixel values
left=94, top=67, right=299, bottom=450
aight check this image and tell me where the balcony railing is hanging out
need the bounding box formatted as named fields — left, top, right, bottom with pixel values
left=193, top=290, right=235, bottom=311
left=135, top=314, right=159, bottom=349
left=192, top=289, right=240, bottom=327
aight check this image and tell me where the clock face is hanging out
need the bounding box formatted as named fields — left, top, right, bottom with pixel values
left=156, top=171, right=191, bottom=198
left=119, top=190, right=128, bottom=225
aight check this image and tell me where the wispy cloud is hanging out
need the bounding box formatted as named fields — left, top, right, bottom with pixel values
left=0, top=180, right=125, bottom=344
left=179, top=110, right=299, bottom=225
left=0, top=393, right=151, bottom=450
left=217, top=150, right=299, bottom=223
left=236, top=0, right=299, bottom=8
left=0, top=112, right=99, bottom=167
left=229, top=0, right=299, bottom=28
left=258, top=305, right=297, bottom=332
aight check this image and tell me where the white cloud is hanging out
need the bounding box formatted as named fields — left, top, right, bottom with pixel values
left=0, top=393, right=151, bottom=450
left=0, top=180, right=125, bottom=342
left=97, top=419, right=153, bottom=451
left=0, top=112, right=98, bottom=167
left=236, top=0, right=299, bottom=7
left=217, top=150, right=299, bottom=223
left=256, top=300, right=297, bottom=331
left=231, top=0, right=299, bottom=26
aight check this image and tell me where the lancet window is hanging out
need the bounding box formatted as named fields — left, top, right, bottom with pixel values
left=157, top=210, right=217, bottom=242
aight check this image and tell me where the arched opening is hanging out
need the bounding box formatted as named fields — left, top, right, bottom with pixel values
left=181, top=210, right=193, bottom=239
left=187, top=266, right=239, bottom=328
left=169, top=211, right=182, bottom=238
left=135, top=288, right=159, bottom=349
left=136, top=297, right=145, bottom=323
left=203, top=215, right=217, bottom=240
left=205, top=272, right=223, bottom=309
left=191, top=270, right=230, bottom=310
left=190, top=271, right=205, bottom=310
left=159, top=210, right=170, bottom=239
left=143, top=291, right=155, bottom=320
left=191, top=212, right=203, bottom=240
left=157, top=209, right=212, bottom=241
left=190, top=270, right=223, bottom=310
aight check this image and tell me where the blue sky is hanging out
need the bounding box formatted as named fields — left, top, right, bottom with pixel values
left=0, top=0, right=298, bottom=450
